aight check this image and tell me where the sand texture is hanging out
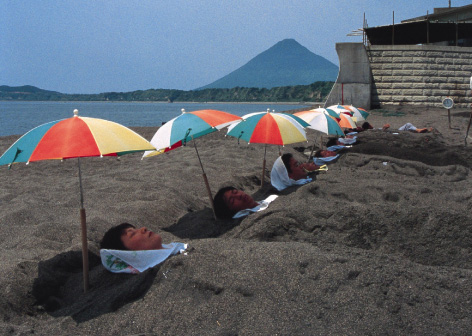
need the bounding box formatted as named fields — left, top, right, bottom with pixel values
left=1, top=105, right=472, bottom=335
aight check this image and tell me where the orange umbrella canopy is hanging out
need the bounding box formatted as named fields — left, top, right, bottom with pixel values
left=0, top=110, right=155, bottom=165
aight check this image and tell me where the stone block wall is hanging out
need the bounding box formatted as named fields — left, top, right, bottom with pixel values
left=367, top=45, right=472, bottom=108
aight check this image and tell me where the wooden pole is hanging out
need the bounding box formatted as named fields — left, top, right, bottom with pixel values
left=193, top=138, right=216, bottom=219
left=80, top=208, right=89, bottom=293
left=77, top=158, right=89, bottom=293
left=448, top=109, right=451, bottom=129
left=392, top=11, right=395, bottom=46
left=465, top=110, right=472, bottom=145
left=260, top=144, right=267, bottom=188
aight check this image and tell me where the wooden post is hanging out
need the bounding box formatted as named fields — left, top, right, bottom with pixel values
left=260, top=144, right=267, bottom=188
left=77, top=158, right=89, bottom=293
left=80, top=208, right=89, bottom=293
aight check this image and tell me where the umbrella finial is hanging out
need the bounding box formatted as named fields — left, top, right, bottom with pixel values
left=73, top=109, right=79, bottom=117
left=181, top=108, right=186, bottom=113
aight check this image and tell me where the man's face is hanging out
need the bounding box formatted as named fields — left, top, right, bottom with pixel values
left=223, top=189, right=258, bottom=212
left=288, top=157, right=307, bottom=180
left=320, top=150, right=336, bottom=157
left=121, top=227, right=163, bottom=251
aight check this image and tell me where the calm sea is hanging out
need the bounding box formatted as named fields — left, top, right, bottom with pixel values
left=0, top=101, right=311, bottom=136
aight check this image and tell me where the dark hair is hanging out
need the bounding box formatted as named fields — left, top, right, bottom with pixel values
left=100, top=223, right=135, bottom=250
left=213, top=186, right=237, bottom=219
left=281, top=153, right=293, bottom=173
left=314, top=149, right=323, bottom=158
left=362, top=122, right=373, bottom=130
left=325, top=138, right=338, bottom=148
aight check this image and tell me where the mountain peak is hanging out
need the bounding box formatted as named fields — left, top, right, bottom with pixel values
left=197, top=39, right=338, bottom=90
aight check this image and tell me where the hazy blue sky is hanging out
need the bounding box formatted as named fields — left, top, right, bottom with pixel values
left=1, top=0, right=470, bottom=93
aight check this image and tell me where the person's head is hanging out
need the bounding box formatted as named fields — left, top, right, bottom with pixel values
left=100, top=223, right=163, bottom=251
left=362, top=122, right=373, bottom=130
left=325, top=138, right=338, bottom=148
left=213, top=186, right=258, bottom=219
left=314, top=149, right=337, bottom=158
left=281, top=153, right=307, bottom=180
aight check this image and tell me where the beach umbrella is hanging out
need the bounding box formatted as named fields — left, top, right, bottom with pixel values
left=332, top=113, right=357, bottom=129
left=326, top=104, right=354, bottom=117
left=294, top=109, right=345, bottom=160
left=295, top=110, right=344, bottom=136
left=0, top=109, right=155, bottom=292
left=142, top=109, right=242, bottom=218
left=226, top=109, right=308, bottom=187
left=343, top=105, right=369, bottom=121
left=312, top=107, right=340, bottom=121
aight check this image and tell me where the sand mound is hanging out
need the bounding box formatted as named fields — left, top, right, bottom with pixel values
left=1, top=106, right=472, bottom=335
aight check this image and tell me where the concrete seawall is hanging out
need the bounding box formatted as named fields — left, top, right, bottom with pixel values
left=326, top=43, right=472, bottom=109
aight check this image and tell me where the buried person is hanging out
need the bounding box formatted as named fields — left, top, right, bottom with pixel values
left=100, top=223, right=187, bottom=273
left=213, top=186, right=278, bottom=219
left=270, top=153, right=318, bottom=191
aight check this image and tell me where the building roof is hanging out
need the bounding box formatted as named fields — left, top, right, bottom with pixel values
left=364, top=20, right=472, bottom=45
left=402, top=5, right=472, bottom=23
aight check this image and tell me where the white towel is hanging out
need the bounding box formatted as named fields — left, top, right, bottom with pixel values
left=100, top=242, right=188, bottom=274
left=338, top=136, right=357, bottom=145
left=326, top=145, right=345, bottom=151
left=313, top=154, right=340, bottom=166
left=232, top=194, right=278, bottom=218
left=270, top=156, right=312, bottom=191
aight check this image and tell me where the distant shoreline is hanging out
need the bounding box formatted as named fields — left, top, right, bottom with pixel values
left=0, top=100, right=322, bottom=105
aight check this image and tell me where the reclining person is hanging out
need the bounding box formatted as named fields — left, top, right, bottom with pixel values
left=100, top=223, right=187, bottom=273
left=213, top=186, right=278, bottom=219
left=383, top=123, right=433, bottom=133
left=312, top=148, right=340, bottom=166
left=270, top=153, right=318, bottom=191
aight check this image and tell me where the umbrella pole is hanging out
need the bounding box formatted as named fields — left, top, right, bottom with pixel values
left=465, top=110, right=472, bottom=145
left=307, top=138, right=317, bottom=163
left=261, top=145, right=267, bottom=188
left=192, top=139, right=216, bottom=220
left=77, top=158, right=89, bottom=293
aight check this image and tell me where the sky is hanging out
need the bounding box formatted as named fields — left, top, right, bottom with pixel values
left=1, top=0, right=471, bottom=94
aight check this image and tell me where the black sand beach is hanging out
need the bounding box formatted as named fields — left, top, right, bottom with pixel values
left=1, top=105, right=472, bottom=335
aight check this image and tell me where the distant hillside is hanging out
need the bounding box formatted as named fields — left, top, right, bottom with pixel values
left=197, top=39, right=339, bottom=90
left=0, top=82, right=334, bottom=103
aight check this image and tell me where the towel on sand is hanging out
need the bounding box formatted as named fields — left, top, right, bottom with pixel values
left=313, top=154, right=340, bottom=166
left=326, top=144, right=346, bottom=151
left=338, top=136, right=357, bottom=145
left=270, top=156, right=312, bottom=191
left=233, top=195, right=279, bottom=218
left=100, top=242, right=188, bottom=273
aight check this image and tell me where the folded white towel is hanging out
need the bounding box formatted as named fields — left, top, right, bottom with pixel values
left=313, top=154, right=340, bottom=166
left=326, top=145, right=345, bottom=151
left=338, top=136, right=357, bottom=145
left=233, top=195, right=279, bottom=218
left=270, top=156, right=312, bottom=191
left=100, top=242, right=188, bottom=273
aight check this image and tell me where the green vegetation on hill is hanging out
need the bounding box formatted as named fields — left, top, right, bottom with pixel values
left=198, top=39, right=339, bottom=90
left=0, top=82, right=334, bottom=103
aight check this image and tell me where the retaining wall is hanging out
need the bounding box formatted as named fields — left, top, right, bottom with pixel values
left=368, top=45, right=472, bottom=108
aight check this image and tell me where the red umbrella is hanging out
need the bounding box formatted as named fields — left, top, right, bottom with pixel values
left=0, top=109, right=155, bottom=292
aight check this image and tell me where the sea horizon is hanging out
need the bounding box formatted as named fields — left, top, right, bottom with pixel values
left=0, top=100, right=316, bottom=137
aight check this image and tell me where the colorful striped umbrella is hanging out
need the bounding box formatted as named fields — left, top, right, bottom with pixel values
left=227, top=109, right=308, bottom=187
left=143, top=109, right=241, bottom=156
left=342, top=105, right=369, bottom=121
left=326, top=104, right=353, bottom=117
left=294, top=109, right=344, bottom=136
left=0, top=109, right=155, bottom=292
left=334, top=113, right=357, bottom=129
left=143, top=109, right=242, bottom=217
